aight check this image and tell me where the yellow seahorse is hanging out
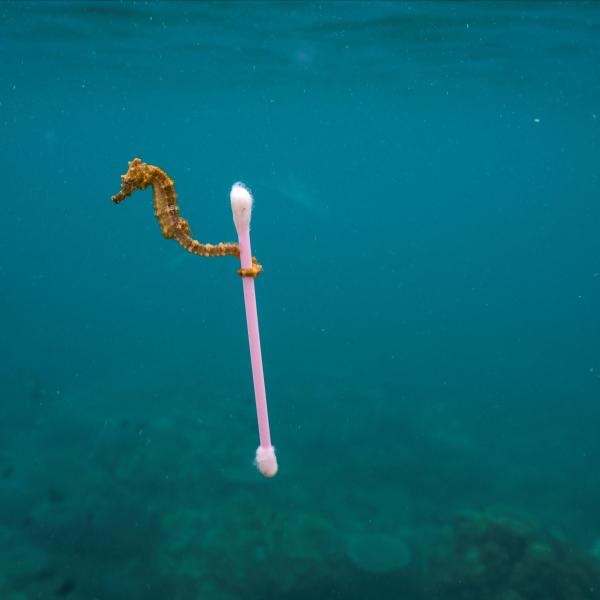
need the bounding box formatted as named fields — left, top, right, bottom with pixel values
left=111, top=158, right=262, bottom=277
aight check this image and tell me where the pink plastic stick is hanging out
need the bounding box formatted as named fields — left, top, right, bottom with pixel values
left=231, top=183, right=278, bottom=477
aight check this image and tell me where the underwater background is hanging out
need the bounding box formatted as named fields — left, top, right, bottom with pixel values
left=1, top=1, right=600, bottom=598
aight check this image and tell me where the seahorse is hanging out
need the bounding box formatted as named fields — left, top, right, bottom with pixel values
left=111, top=158, right=262, bottom=277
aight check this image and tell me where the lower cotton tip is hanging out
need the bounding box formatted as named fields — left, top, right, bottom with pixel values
left=255, top=445, right=278, bottom=478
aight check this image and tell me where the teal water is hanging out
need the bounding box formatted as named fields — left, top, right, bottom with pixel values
left=1, top=1, right=600, bottom=598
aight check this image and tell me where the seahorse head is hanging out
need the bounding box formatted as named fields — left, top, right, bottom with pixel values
left=112, top=158, right=150, bottom=203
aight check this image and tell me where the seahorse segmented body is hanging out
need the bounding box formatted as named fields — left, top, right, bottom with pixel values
left=112, top=158, right=261, bottom=277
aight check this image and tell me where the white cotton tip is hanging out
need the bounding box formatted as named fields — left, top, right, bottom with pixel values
left=230, top=181, right=253, bottom=232
left=255, top=445, right=278, bottom=478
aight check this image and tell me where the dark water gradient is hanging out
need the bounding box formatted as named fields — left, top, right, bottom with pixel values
left=1, top=2, right=599, bottom=599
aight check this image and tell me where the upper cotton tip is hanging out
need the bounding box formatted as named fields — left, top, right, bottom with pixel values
left=231, top=181, right=253, bottom=231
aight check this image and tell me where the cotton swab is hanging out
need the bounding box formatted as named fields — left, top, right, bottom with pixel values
left=112, top=158, right=278, bottom=478
left=230, top=183, right=278, bottom=478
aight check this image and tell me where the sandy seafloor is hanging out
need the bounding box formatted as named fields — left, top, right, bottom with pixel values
left=1, top=1, right=600, bottom=599
left=2, top=368, right=600, bottom=599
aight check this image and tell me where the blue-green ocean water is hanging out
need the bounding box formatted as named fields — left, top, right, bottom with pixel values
left=1, top=1, right=600, bottom=598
